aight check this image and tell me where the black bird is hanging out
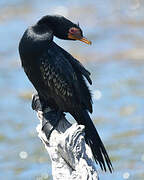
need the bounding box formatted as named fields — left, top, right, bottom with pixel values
left=19, top=15, right=113, bottom=172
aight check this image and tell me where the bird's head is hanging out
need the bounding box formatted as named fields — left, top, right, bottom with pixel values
left=37, top=15, right=91, bottom=45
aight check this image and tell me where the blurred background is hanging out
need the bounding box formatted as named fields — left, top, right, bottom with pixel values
left=0, top=0, right=144, bottom=179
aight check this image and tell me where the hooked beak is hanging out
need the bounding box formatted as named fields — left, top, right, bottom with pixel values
left=68, top=33, right=92, bottom=45
left=79, top=37, right=92, bottom=45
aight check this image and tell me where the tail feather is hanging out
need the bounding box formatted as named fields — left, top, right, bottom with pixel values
left=71, top=109, right=113, bottom=172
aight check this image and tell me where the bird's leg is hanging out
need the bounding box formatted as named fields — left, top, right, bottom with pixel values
left=32, top=94, right=64, bottom=139
left=42, top=110, right=64, bottom=140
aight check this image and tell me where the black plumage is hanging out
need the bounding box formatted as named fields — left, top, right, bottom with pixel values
left=19, top=15, right=113, bottom=172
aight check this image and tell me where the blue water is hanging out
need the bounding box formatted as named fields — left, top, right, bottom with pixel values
left=0, top=0, right=144, bottom=179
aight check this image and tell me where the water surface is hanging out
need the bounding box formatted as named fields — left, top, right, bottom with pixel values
left=0, top=0, right=144, bottom=179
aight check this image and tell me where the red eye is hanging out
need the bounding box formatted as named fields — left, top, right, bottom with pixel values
left=69, top=27, right=79, bottom=34
left=71, top=29, right=75, bottom=33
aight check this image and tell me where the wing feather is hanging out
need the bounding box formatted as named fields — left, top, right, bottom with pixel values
left=39, top=45, right=79, bottom=100
left=53, top=43, right=92, bottom=85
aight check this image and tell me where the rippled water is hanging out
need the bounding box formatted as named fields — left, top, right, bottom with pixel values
left=0, top=0, right=144, bottom=179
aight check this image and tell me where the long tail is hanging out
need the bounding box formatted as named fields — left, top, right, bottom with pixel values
left=71, top=109, right=113, bottom=172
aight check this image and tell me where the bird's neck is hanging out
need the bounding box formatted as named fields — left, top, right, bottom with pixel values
left=27, top=24, right=53, bottom=42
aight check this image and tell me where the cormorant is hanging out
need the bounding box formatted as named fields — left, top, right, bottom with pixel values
left=19, top=15, right=113, bottom=172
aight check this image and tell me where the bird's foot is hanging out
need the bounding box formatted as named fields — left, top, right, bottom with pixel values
left=32, top=94, right=64, bottom=139
left=32, top=94, right=43, bottom=111
left=42, top=111, right=64, bottom=139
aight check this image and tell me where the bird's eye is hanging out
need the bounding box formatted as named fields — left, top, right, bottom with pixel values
left=69, top=27, right=79, bottom=35
left=70, top=29, right=75, bottom=33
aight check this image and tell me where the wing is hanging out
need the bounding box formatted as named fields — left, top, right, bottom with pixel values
left=54, top=43, right=92, bottom=85
left=53, top=43, right=93, bottom=112
left=39, top=43, right=80, bottom=102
